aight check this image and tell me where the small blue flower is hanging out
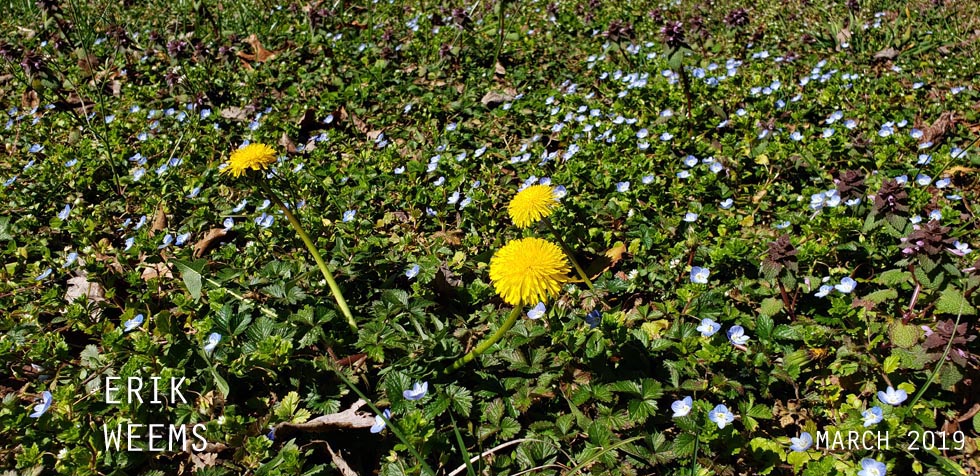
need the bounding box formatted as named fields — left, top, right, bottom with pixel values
left=158, top=234, right=173, bottom=249
left=29, top=391, right=53, bottom=418
left=683, top=212, right=698, bottom=222
left=709, top=162, right=724, bottom=174
left=342, top=210, right=356, bottom=223
left=62, top=252, right=78, bottom=268
left=935, top=177, right=950, bottom=188
left=877, top=386, right=907, bottom=406
left=585, top=309, right=601, bottom=328
left=255, top=213, right=274, bottom=228
left=814, top=284, right=833, bottom=298
left=57, top=204, right=72, bottom=220
left=915, top=174, right=932, bottom=186
left=676, top=170, right=690, bottom=179
left=697, top=318, right=721, bottom=337
left=187, top=186, right=202, bottom=198
left=124, top=237, right=135, bottom=251
left=708, top=404, right=735, bottom=429
left=642, top=175, right=654, bottom=184
left=690, top=266, right=710, bottom=284
left=789, top=432, right=813, bottom=452
left=928, top=209, right=942, bottom=221
left=857, top=458, right=887, bottom=476
left=822, top=128, right=835, bottom=138
left=35, top=268, right=53, bottom=281
left=204, top=332, right=221, bottom=354
left=615, top=181, right=630, bottom=192
left=527, top=302, right=546, bottom=320
left=370, top=409, right=391, bottom=433
left=835, top=277, right=857, bottom=294
left=862, top=406, right=883, bottom=426
left=175, top=232, right=192, bottom=246
left=405, top=264, right=420, bottom=279
left=447, top=191, right=460, bottom=205
left=403, top=382, right=429, bottom=401
left=671, top=396, right=693, bottom=417
left=232, top=199, right=248, bottom=213
left=727, top=326, right=749, bottom=345
left=123, top=314, right=144, bottom=332
left=719, top=198, right=734, bottom=209
left=29, top=143, right=44, bottom=153
left=223, top=217, right=235, bottom=230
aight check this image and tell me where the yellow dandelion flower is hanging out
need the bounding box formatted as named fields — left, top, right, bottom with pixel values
left=489, top=237, right=570, bottom=306
left=507, top=184, right=560, bottom=228
left=220, top=143, right=278, bottom=177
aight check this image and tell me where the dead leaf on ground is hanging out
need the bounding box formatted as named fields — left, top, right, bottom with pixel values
left=583, top=242, right=628, bottom=280
left=873, top=47, right=899, bottom=61
left=920, top=111, right=955, bottom=146
left=65, top=274, right=106, bottom=304
left=481, top=89, right=515, bottom=108
left=495, top=61, right=506, bottom=76
left=431, top=230, right=462, bottom=246
left=280, top=131, right=298, bottom=153
left=236, top=34, right=278, bottom=63
left=220, top=106, right=249, bottom=121
left=193, top=228, right=230, bottom=258
left=22, top=90, right=39, bottom=111
left=151, top=205, right=167, bottom=233
left=141, top=263, right=173, bottom=281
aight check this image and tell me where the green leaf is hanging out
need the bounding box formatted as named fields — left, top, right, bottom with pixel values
left=863, top=288, right=898, bottom=304
left=935, top=287, right=977, bottom=316
left=882, top=354, right=900, bottom=373
left=756, top=314, right=774, bottom=341
left=759, top=298, right=783, bottom=318
left=211, top=367, right=230, bottom=398
left=877, top=269, right=912, bottom=286
left=174, top=259, right=207, bottom=301
left=888, top=322, right=920, bottom=349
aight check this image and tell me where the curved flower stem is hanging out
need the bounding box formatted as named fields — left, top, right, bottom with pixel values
left=446, top=306, right=522, bottom=373
left=261, top=183, right=357, bottom=333
left=543, top=218, right=608, bottom=308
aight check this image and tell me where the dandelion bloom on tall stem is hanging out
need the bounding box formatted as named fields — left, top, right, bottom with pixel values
left=508, top=184, right=560, bottom=228
left=220, top=143, right=277, bottom=177
left=489, top=237, right=570, bottom=306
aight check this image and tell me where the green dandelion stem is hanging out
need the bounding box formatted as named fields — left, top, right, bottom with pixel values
left=543, top=218, right=606, bottom=306
left=262, top=184, right=358, bottom=333
left=447, top=306, right=522, bottom=373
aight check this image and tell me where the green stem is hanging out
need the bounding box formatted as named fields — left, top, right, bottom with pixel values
left=544, top=218, right=607, bottom=307
left=906, top=298, right=965, bottom=409
left=447, top=306, right=522, bottom=373
left=262, top=183, right=358, bottom=333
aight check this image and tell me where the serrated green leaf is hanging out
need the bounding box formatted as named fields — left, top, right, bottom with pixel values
left=878, top=269, right=912, bottom=286
left=864, top=288, right=898, bottom=304
left=888, top=322, right=920, bottom=348
left=883, top=354, right=900, bottom=373
left=759, top=298, right=783, bottom=318
left=757, top=314, right=774, bottom=341
left=935, top=287, right=977, bottom=316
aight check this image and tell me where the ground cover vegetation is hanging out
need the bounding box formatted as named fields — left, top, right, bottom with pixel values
left=2, top=0, right=980, bottom=474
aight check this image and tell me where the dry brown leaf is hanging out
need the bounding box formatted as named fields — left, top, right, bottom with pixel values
left=350, top=112, right=369, bottom=135
left=151, top=205, right=167, bottom=233
left=22, top=90, right=39, bottom=111
left=279, top=131, right=298, bottom=153
left=431, top=230, right=462, bottom=245
left=193, top=228, right=230, bottom=258
left=495, top=61, right=506, bottom=76
left=236, top=34, right=278, bottom=63
left=604, top=242, right=627, bottom=266
left=65, top=274, right=106, bottom=303
left=481, top=90, right=515, bottom=108
left=141, top=263, right=173, bottom=281
left=920, top=111, right=955, bottom=146
left=219, top=106, right=249, bottom=121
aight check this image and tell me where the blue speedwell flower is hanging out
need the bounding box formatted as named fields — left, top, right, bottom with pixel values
left=527, top=302, right=547, bottom=320
left=862, top=406, right=883, bottom=426
left=690, top=266, right=710, bottom=284
left=727, top=326, right=750, bottom=345
left=877, top=386, right=907, bottom=406
left=123, top=314, right=144, bottom=332
left=403, top=382, right=428, bottom=401
left=57, top=204, right=71, bottom=220
left=29, top=391, right=53, bottom=418
left=857, top=458, right=887, bottom=476
left=405, top=264, right=420, bottom=279
left=204, top=332, right=221, bottom=354
left=616, top=181, right=630, bottom=192
left=789, top=432, right=813, bottom=451
left=671, top=396, right=693, bottom=417
left=370, top=409, right=391, bottom=433
left=835, top=277, right=857, bottom=294
left=697, top=318, right=721, bottom=337
left=708, top=404, right=735, bottom=429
